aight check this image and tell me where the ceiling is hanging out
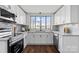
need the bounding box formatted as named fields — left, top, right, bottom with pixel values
left=20, top=5, right=62, bottom=14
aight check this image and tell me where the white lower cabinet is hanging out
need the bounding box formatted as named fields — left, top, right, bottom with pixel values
left=58, top=35, right=79, bottom=53
left=58, top=35, right=63, bottom=52
left=63, top=35, right=79, bottom=53
left=0, top=40, right=8, bottom=53
left=27, top=32, right=53, bottom=45
left=24, top=32, right=28, bottom=48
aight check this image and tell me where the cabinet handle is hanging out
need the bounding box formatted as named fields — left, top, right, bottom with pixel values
left=47, top=35, right=48, bottom=37
left=40, top=35, right=42, bottom=37
left=33, top=35, right=35, bottom=38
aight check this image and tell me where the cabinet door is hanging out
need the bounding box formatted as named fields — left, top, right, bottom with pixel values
left=47, top=33, right=53, bottom=44
left=33, top=33, right=40, bottom=44
left=60, top=6, right=71, bottom=24
left=65, top=6, right=71, bottom=23
left=71, top=5, right=79, bottom=23
left=28, top=33, right=35, bottom=44
left=54, top=10, right=60, bottom=25
left=54, top=7, right=64, bottom=25
left=58, top=35, right=63, bottom=52
left=40, top=33, right=53, bottom=44
left=54, top=6, right=71, bottom=25
left=0, top=41, right=7, bottom=53
left=15, top=6, right=26, bottom=25
left=60, top=6, right=66, bottom=24
left=55, top=10, right=61, bottom=25
left=39, top=33, right=47, bottom=44
left=63, top=36, right=79, bottom=53
left=54, top=13, right=57, bottom=25
left=24, top=32, right=28, bottom=48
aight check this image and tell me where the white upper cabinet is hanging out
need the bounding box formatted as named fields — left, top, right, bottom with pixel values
left=0, top=5, right=26, bottom=25
left=70, top=5, right=79, bottom=23
left=54, top=5, right=79, bottom=25
left=54, top=6, right=66, bottom=25
left=65, top=6, right=71, bottom=23
left=54, top=8, right=60, bottom=25
left=16, top=6, right=26, bottom=25
left=10, top=5, right=26, bottom=25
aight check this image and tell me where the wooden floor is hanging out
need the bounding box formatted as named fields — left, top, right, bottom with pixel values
left=23, top=45, right=59, bottom=53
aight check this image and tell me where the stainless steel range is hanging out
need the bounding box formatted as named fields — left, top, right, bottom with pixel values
left=0, top=22, right=24, bottom=53
left=10, top=33, right=24, bottom=53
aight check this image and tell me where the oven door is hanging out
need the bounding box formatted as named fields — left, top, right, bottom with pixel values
left=10, top=39, right=24, bottom=53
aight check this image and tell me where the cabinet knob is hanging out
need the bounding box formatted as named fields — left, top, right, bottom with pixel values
left=40, top=35, right=42, bottom=37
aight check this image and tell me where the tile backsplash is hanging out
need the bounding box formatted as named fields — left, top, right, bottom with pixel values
left=59, top=24, right=79, bottom=35
left=53, top=25, right=59, bottom=31
left=0, top=22, right=12, bottom=28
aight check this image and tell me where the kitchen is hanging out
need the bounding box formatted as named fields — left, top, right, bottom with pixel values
left=0, top=5, right=79, bottom=53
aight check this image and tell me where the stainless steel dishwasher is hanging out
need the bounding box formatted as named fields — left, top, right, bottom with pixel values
left=53, top=33, right=59, bottom=49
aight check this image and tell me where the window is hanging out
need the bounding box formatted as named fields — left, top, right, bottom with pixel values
left=31, top=16, right=36, bottom=29
left=47, top=16, right=51, bottom=29
left=36, top=16, right=40, bottom=30
left=41, top=16, right=45, bottom=30
left=31, top=16, right=51, bottom=31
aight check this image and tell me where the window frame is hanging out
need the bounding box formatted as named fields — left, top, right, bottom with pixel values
left=30, top=16, right=51, bottom=30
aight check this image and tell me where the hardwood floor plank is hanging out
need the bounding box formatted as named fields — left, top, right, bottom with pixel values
left=23, top=45, right=59, bottom=53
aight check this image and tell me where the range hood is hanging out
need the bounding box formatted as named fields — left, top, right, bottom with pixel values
left=0, top=8, right=15, bottom=18
left=0, top=8, right=16, bottom=23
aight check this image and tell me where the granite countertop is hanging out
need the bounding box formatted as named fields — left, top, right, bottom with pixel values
left=11, top=33, right=24, bottom=44
left=28, top=31, right=53, bottom=33
left=16, top=32, right=28, bottom=34
left=52, top=31, right=79, bottom=36
left=0, top=35, right=11, bottom=41
left=62, top=34, right=79, bottom=36
left=0, top=32, right=27, bottom=41
left=52, top=31, right=60, bottom=34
